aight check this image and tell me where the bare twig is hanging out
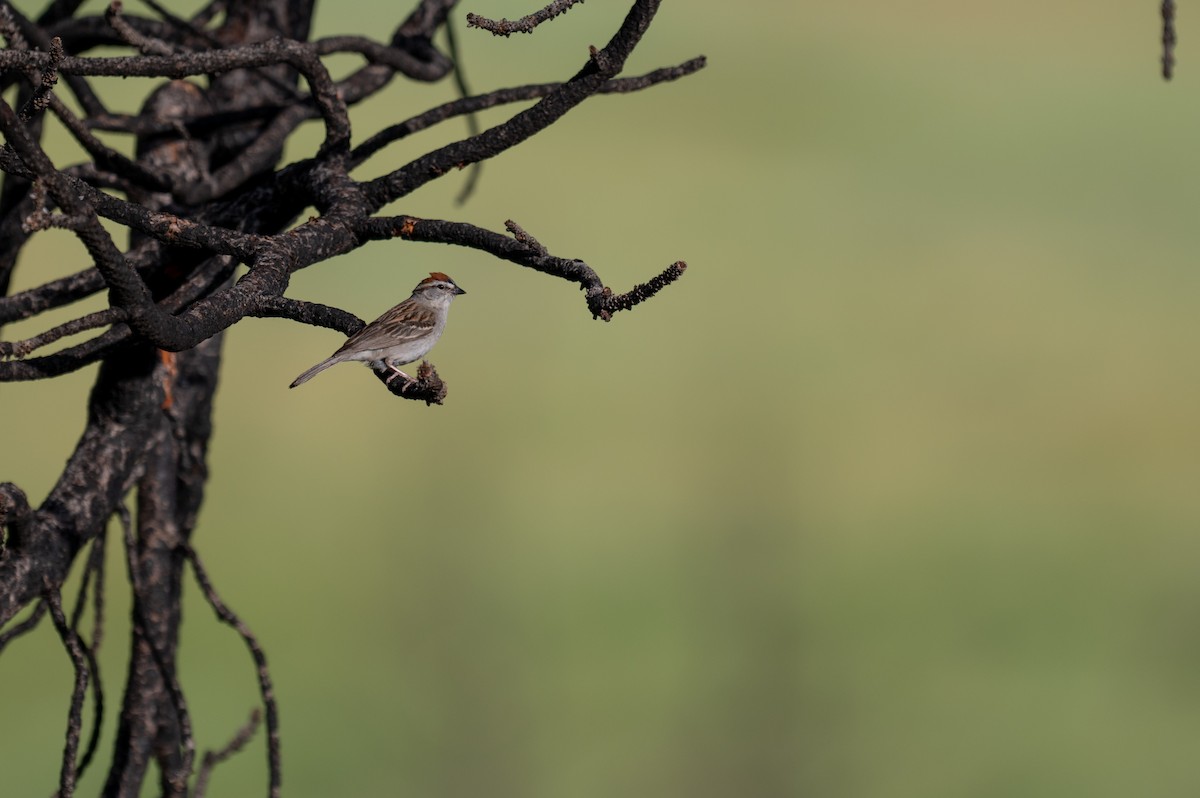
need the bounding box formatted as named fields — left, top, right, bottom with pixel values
left=20, top=36, right=64, bottom=122
left=67, top=531, right=106, bottom=782
left=445, top=13, right=483, bottom=203
left=0, top=248, right=235, bottom=364
left=0, top=39, right=353, bottom=156
left=466, top=0, right=585, bottom=37
left=357, top=215, right=688, bottom=320
left=46, top=93, right=172, bottom=191
left=185, top=544, right=281, bottom=798
left=0, top=232, right=221, bottom=329
left=105, top=2, right=174, bottom=56
left=0, top=4, right=29, bottom=48
left=193, top=709, right=263, bottom=798
left=591, top=260, right=687, bottom=320
left=365, top=0, right=672, bottom=208
left=1163, top=0, right=1177, bottom=79
left=0, top=598, right=46, bottom=654
left=350, top=56, right=705, bottom=166
left=505, top=219, right=547, bottom=255
left=1, top=307, right=125, bottom=360
left=45, top=585, right=88, bottom=798
left=1, top=3, right=108, bottom=117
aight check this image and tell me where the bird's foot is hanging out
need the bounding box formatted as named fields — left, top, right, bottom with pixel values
left=384, top=367, right=412, bottom=386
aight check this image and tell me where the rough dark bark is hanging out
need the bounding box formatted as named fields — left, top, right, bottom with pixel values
left=0, top=1, right=700, bottom=794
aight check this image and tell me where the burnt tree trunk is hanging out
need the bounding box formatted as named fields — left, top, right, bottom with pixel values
left=93, top=6, right=301, bottom=792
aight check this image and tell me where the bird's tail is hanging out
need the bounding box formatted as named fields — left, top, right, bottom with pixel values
left=289, top=356, right=342, bottom=388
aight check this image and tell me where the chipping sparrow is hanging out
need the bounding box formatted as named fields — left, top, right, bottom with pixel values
left=289, top=272, right=466, bottom=389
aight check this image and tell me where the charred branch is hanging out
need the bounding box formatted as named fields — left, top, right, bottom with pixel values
left=186, top=544, right=281, bottom=798
left=193, top=710, right=263, bottom=798
left=350, top=56, right=705, bottom=165
left=1, top=18, right=698, bottom=378
left=68, top=532, right=107, bottom=784
left=373, top=358, right=447, bottom=404
left=45, top=585, right=89, bottom=798
left=358, top=215, right=688, bottom=319
left=0, top=598, right=45, bottom=654
left=364, top=0, right=672, bottom=208
left=1163, top=0, right=1177, bottom=79
left=466, top=0, right=585, bottom=37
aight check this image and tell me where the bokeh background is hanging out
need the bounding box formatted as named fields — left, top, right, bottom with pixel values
left=5, top=1, right=1200, bottom=795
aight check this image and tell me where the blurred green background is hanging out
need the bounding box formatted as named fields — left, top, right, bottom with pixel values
left=5, top=0, right=1200, bottom=795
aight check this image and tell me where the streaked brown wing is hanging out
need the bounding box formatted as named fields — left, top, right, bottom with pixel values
left=334, top=301, right=436, bottom=355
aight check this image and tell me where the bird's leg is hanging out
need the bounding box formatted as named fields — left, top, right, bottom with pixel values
left=384, top=362, right=415, bottom=390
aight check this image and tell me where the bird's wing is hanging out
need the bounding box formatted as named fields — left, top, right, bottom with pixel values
left=334, top=303, right=437, bottom=355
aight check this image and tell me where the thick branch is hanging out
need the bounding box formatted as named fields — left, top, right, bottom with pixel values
left=0, top=347, right=166, bottom=625
left=357, top=215, right=687, bottom=320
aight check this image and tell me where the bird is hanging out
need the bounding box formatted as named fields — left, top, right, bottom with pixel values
left=289, top=272, right=466, bottom=390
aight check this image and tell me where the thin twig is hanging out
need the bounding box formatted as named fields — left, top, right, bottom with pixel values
left=90, top=527, right=107, bottom=653
left=46, top=91, right=173, bottom=191
left=188, top=0, right=226, bottom=29
left=141, top=0, right=306, bottom=102
left=466, top=0, right=585, bottom=37
left=185, top=544, right=281, bottom=798
left=68, top=532, right=106, bottom=782
left=1, top=307, right=125, bottom=359
left=445, top=13, right=483, bottom=204
left=45, top=585, right=88, bottom=798
left=1163, top=0, right=1177, bottom=79
left=0, top=3, right=108, bottom=117
left=505, top=219, right=547, bottom=255
left=20, top=36, right=64, bottom=122
left=592, top=260, right=687, bottom=320
left=1, top=252, right=234, bottom=361
left=0, top=598, right=46, bottom=654
left=350, top=56, right=706, bottom=166
left=0, top=4, right=29, bottom=48
left=193, top=709, right=262, bottom=798
left=106, top=2, right=174, bottom=56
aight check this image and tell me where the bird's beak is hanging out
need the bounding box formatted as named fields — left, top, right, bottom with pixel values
left=454, top=285, right=466, bottom=295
